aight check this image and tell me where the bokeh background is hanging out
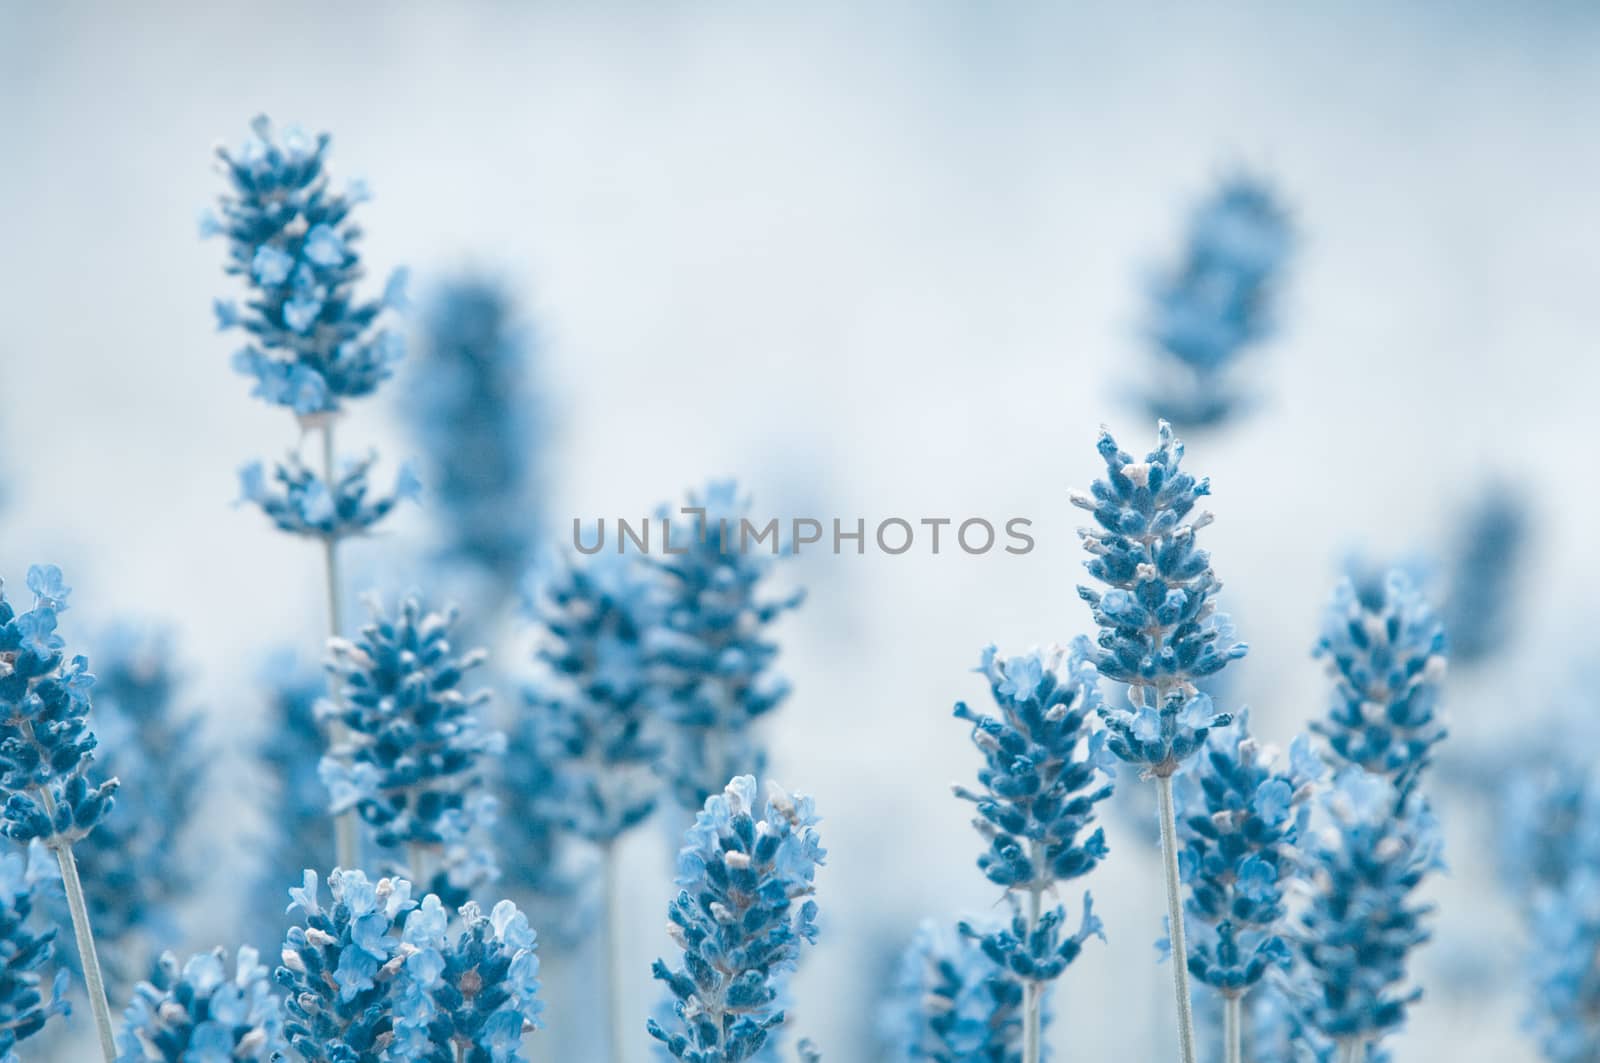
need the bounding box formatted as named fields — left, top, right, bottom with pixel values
left=3, top=3, right=1597, bottom=1060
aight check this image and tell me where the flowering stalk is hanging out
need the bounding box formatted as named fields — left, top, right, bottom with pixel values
left=205, top=115, right=416, bottom=873
left=881, top=920, right=1027, bottom=1062
left=0, top=846, right=71, bottom=1060
left=1073, top=422, right=1243, bottom=1063
left=0, top=566, right=120, bottom=1061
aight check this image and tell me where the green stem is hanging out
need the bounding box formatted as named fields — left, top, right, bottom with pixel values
left=40, top=795, right=116, bottom=1061
left=1156, top=772, right=1197, bottom=1063
left=603, top=841, right=625, bottom=1063
left=318, top=419, right=360, bottom=871
left=1223, top=991, right=1242, bottom=1063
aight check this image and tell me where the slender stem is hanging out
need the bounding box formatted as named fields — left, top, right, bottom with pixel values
left=39, top=795, right=115, bottom=1063
left=1156, top=773, right=1197, bottom=1063
left=603, top=841, right=626, bottom=1063
left=1223, top=992, right=1242, bottom=1063
left=1022, top=883, right=1044, bottom=1063
left=1337, top=1040, right=1363, bottom=1063
left=318, top=419, right=361, bottom=871
left=408, top=842, right=431, bottom=888
left=456, top=1042, right=468, bottom=1063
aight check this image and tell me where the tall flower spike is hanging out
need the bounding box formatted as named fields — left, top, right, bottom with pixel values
left=0, top=566, right=121, bottom=1059
left=69, top=624, right=205, bottom=987
left=1312, top=570, right=1447, bottom=789
left=115, top=947, right=286, bottom=1061
left=322, top=595, right=505, bottom=902
left=653, top=482, right=805, bottom=812
left=1174, top=714, right=1323, bottom=996
left=0, top=846, right=70, bottom=1060
left=204, top=115, right=407, bottom=415
left=1297, top=770, right=1440, bottom=1054
left=389, top=896, right=544, bottom=1061
left=648, top=776, right=825, bottom=1062
left=404, top=277, right=545, bottom=585
left=1139, top=175, right=1293, bottom=429
left=880, top=920, right=1027, bottom=1063
left=276, top=869, right=416, bottom=1062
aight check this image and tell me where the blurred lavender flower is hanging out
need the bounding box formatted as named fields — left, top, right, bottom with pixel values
left=648, top=776, right=825, bottom=1062
left=1528, top=871, right=1600, bottom=1062
left=1312, top=571, right=1447, bottom=789
left=1139, top=175, right=1293, bottom=428
left=1175, top=713, right=1323, bottom=995
left=654, top=482, right=804, bottom=812
left=1297, top=770, right=1441, bottom=1054
left=404, top=277, right=545, bottom=585
left=69, top=624, right=205, bottom=984
left=248, top=653, right=333, bottom=949
left=322, top=595, right=505, bottom=902
left=1440, top=486, right=1526, bottom=667
left=1073, top=422, right=1241, bottom=774
left=880, top=920, right=1026, bottom=1063
left=237, top=452, right=419, bottom=539
left=389, top=895, right=544, bottom=1061
left=1500, top=762, right=1600, bottom=903
left=115, top=946, right=285, bottom=1061
left=0, top=846, right=70, bottom=1061
left=204, top=115, right=407, bottom=415
left=276, top=869, right=416, bottom=1062
left=523, top=548, right=664, bottom=845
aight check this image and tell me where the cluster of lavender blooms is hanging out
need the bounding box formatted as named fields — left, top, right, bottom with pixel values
left=648, top=776, right=825, bottom=1061
left=1137, top=176, right=1294, bottom=428
left=404, top=277, right=545, bottom=590
left=0, top=846, right=70, bottom=1061
left=880, top=921, right=1025, bottom=1063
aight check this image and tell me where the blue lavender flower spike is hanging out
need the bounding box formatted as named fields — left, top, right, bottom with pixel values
left=0, top=567, right=119, bottom=846
left=405, top=277, right=545, bottom=584
left=207, top=116, right=406, bottom=415
left=237, top=453, right=419, bottom=539
left=1298, top=770, right=1440, bottom=1051
left=1312, top=571, right=1447, bottom=789
left=1440, top=485, right=1526, bottom=667
left=523, top=547, right=664, bottom=845
left=68, top=623, right=206, bottom=986
left=1072, top=422, right=1242, bottom=776
left=115, top=946, right=285, bottom=1061
left=1500, top=763, right=1600, bottom=901
left=1528, top=871, right=1600, bottom=1063
left=0, top=847, right=70, bottom=1059
left=1174, top=713, right=1322, bottom=995
left=389, top=896, right=544, bottom=1061
left=880, top=920, right=1026, bottom=1063
left=648, top=776, right=825, bottom=1062
left=277, top=869, right=418, bottom=1062
left=1140, top=174, right=1293, bottom=429
left=653, top=482, right=805, bottom=812
left=954, top=640, right=1114, bottom=893
left=322, top=595, right=504, bottom=902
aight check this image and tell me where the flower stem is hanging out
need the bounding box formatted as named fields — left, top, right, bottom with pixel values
left=1022, top=884, right=1044, bottom=1063
left=1337, top=1040, right=1363, bottom=1063
left=603, top=841, right=625, bottom=1063
left=39, top=797, right=115, bottom=1063
left=1223, top=992, right=1242, bottom=1063
left=1156, top=772, right=1197, bottom=1063
left=318, top=420, right=361, bottom=872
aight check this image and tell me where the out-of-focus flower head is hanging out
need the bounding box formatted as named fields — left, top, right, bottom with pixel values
left=648, top=776, right=825, bottom=1062
left=0, top=846, right=70, bottom=1061
left=1073, top=422, right=1241, bottom=774
left=1440, top=485, right=1527, bottom=667
left=1312, top=571, right=1447, bottom=790
left=880, top=920, right=1026, bottom=1063
left=1528, top=871, right=1600, bottom=1063
left=115, top=946, right=285, bottom=1061
left=204, top=115, right=408, bottom=416
left=322, top=595, right=504, bottom=903
left=652, top=482, right=805, bottom=811
left=0, top=565, right=119, bottom=846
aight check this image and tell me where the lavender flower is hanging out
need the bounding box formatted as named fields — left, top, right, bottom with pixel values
left=1297, top=770, right=1440, bottom=1052
left=389, top=895, right=544, bottom=1061
left=1528, top=871, right=1600, bottom=1063
left=1140, top=175, right=1293, bottom=428
left=115, top=947, right=285, bottom=1061
left=0, top=847, right=70, bottom=1061
left=237, top=453, right=419, bottom=539
left=648, top=776, right=825, bottom=1062
left=204, top=115, right=407, bottom=415
left=1440, top=486, right=1526, bottom=667
left=1175, top=714, right=1323, bottom=995
left=1312, top=571, right=1447, bottom=788
left=404, top=277, right=545, bottom=584
left=881, top=921, right=1026, bottom=1063
left=653, top=483, right=804, bottom=812
left=322, top=595, right=505, bottom=901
